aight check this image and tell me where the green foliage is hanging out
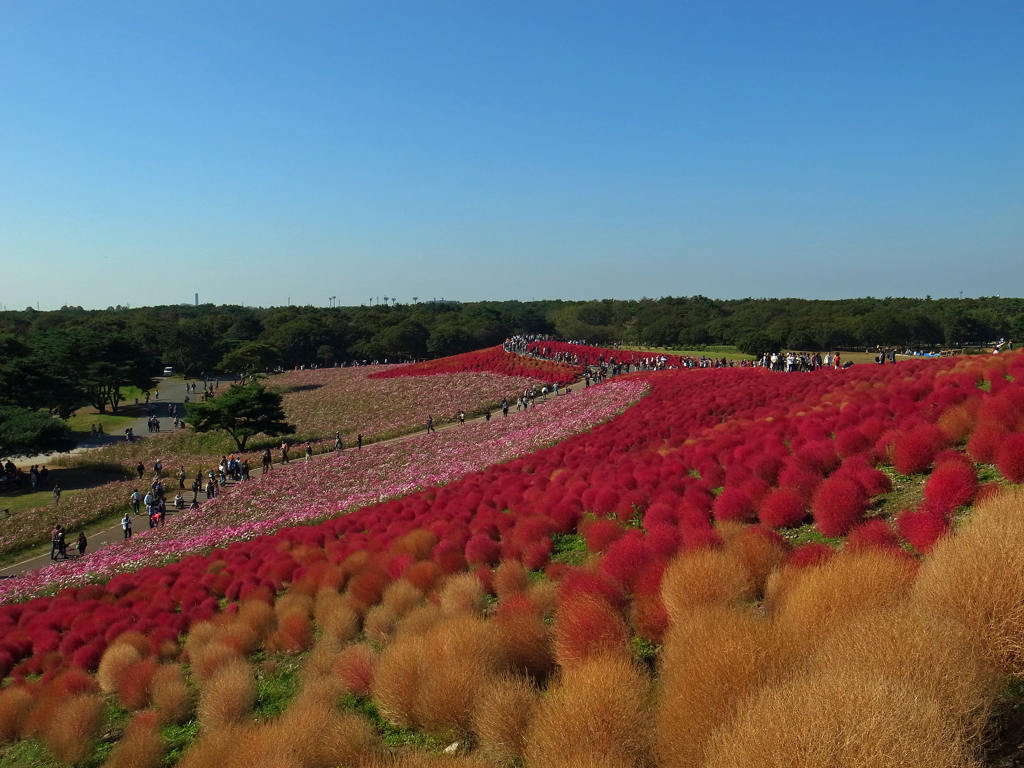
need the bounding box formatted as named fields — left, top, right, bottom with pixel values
left=219, top=342, right=283, bottom=384
left=254, top=658, right=302, bottom=718
left=188, top=382, right=296, bottom=451
left=551, top=532, right=588, bottom=565
left=0, top=407, right=76, bottom=457
left=339, top=694, right=447, bottom=751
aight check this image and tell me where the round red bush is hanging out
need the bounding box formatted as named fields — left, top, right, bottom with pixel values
left=923, top=461, right=977, bottom=515
left=759, top=488, right=807, bottom=528
left=996, top=432, right=1024, bottom=483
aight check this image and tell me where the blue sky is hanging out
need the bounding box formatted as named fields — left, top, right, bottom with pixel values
left=1, top=1, right=1021, bottom=310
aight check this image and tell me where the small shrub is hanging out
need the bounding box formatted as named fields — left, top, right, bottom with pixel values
left=439, top=572, right=486, bottom=616
left=758, top=488, right=807, bottom=528
left=897, top=507, right=951, bottom=553
left=892, top=423, right=947, bottom=475
left=661, top=548, right=755, bottom=625
left=553, top=593, right=629, bottom=668
left=372, top=636, right=423, bottom=728
left=493, top=559, right=529, bottom=601
left=382, top=580, right=425, bottom=617
left=150, top=663, right=194, bottom=725
left=996, top=432, right=1024, bottom=483
left=473, top=673, right=537, bottom=765
left=117, top=657, right=159, bottom=710
left=43, top=693, right=105, bottom=764
left=97, top=642, right=142, bottom=694
left=197, top=658, right=256, bottom=731
left=335, top=643, right=376, bottom=696
left=103, top=709, right=165, bottom=768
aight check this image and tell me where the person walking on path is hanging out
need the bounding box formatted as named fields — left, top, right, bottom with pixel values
left=357, top=433, right=363, bottom=449
left=50, top=525, right=63, bottom=560
left=335, top=433, right=343, bottom=451
left=136, top=462, right=145, bottom=481
left=177, top=466, right=186, bottom=489
left=76, top=532, right=87, bottom=557
left=52, top=485, right=61, bottom=504
left=121, top=513, right=132, bottom=539
left=130, top=489, right=141, bottom=515
left=262, top=449, right=272, bottom=473
left=426, top=416, right=434, bottom=433
left=281, top=442, right=290, bottom=463
left=502, top=398, right=509, bottom=417
left=305, top=443, right=313, bottom=461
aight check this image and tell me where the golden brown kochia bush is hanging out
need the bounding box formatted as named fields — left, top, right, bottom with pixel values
left=382, top=579, right=426, bottom=617
left=913, top=487, right=1024, bottom=676
left=300, top=635, right=344, bottom=684
left=175, top=723, right=259, bottom=768
left=238, top=597, right=277, bottom=639
left=0, top=685, right=33, bottom=742
left=473, top=673, right=537, bottom=765
left=97, top=643, right=143, bottom=694
left=415, top=615, right=507, bottom=737
left=365, top=603, right=402, bottom=645
left=197, top=658, right=256, bottom=731
left=655, top=606, right=778, bottom=768
left=808, top=603, right=999, bottom=748
left=661, top=548, right=756, bottom=624
left=274, top=592, right=314, bottom=620
left=439, top=572, right=486, bottom=616
left=723, top=525, right=790, bottom=594
left=703, top=670, right=980, bottom=768
left=493, top=559, right=529, bottom=601
left=314, top=589, right=361, bottom=643
left=395, top=604, right=443, bottom=640
left=494, top=607, right=554, bottom=681
left=150, top=663, right=194, bottom=725
left=43, top=693, right=105, bottom=765
left=335, top=642, right=377, bottom=696
left=524, top=654, right=654, bottom=768
left=189, top=641, right=242, bottom=686
left=102, top=709, right=165, bottom=768
left=373, top=636, right=424, bottom=728
left=117, top=657, right=159, bottom=710
left=263, top=691, right=379, bottom=767
left=766, top=549, right=918, bottom=658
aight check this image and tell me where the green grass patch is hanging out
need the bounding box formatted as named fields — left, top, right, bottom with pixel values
left=550, top=532, right=588, bottom=565
left=162, top=720, right=200, bottom=765
left=253, top=655, right=303, bottom=719
left=780, top=521, right=844, bottom=549
left=340, top=694, right=448, bottom=751
left=65, top=411, right=138, bottom=436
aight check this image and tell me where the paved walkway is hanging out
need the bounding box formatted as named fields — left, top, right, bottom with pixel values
left=0, top=376, right=591, bottom=579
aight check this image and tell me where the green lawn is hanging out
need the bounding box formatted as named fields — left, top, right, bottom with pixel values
left=621, top=344, right=755, bottom=361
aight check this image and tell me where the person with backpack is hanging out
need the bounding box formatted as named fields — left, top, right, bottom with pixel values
left=50, top=524, right=63, bottom=560
left=136, top=461, right=145, bottom=480
left=130, top=489, right=141, bottom=515
left=77, top=531, right=87, bottom=557
left=122, top=513, right=132, bottom=539
left=55, top=526, right=66, bottom=558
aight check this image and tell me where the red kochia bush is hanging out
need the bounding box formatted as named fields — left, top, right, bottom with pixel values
left=811, top=476, right=869, bottom=538
left=996, top=432, right=1024, bottom=483
left=600, top=532, right=648, bottom=591
left=967, top=422, right=1007, bottom=464
left=582, top=519, right=625, bottom=554
left=844, top=519, right=902, bottom=554
left=891, top=423, right=948, bottom=475
left=712, top=488, right=755, bottom=523
left=923, top=460, right=978, bottom=515
left=897, top=507, right=951, bottom=553
left=465, top=534, right=502, bottom=566
left=758, top=488, right=807, bottom=528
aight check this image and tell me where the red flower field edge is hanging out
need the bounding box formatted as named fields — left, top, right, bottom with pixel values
left=2, top=350, right=1023, bottom=695
left=370, top=346, right=581, bottom=386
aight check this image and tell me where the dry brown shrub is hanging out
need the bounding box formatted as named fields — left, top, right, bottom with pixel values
left=97, top=643, right=143, bottom=694
left=703, top=669, right=980, bottom=768
left=524, top=653, right=654, bottom=768
left=43, top=693, right=105, bottom=764
left=181, top=620, right=218, bottom=661
left=365, top=603, right=402, bottom=645
left=275, top=592, right=314, bottom=619
left=101, top=709, right=165, bottom=768
left=723, top=526, right=790, bottom=594
left=215, top=621, right=261, bottom=655
left=334, top=642, right=377, bottom=696
left=175, top=723, right=259, bottom=768
left=383, top=580, right=426, bottom=617
left=768, top=549, right=918, bottom=659
left=913, top=487, right=1024, bottom=675
left=313, top=589, right=361, bottom=642
left=238, top=598, right=277, bottom=638
left=155, top=638, right=180, bottom=662
left=197, top=658, right=256, bottom=731
left=938, top=403, right=978, bottom=444
left=189, top=641, right=242, bottom=686
left=439, top=572, right=485, bottom=616
left=150, top=663, right=194, bottom=725
left=0, top=685, right=33, bottom=742
left=299, top=635, right=343, bottom=684
left=526, top=580, right=558, bottom=618
left=655, top=606, right=778, bottom=768
left=392, top=528, right=439, bottom=559
left=117, top=657, right=159, bottom=710
left=395, top=603, right=442, bottom=640
left=661, top=548, right=756, bottom=625
left=493, top=560, right=529, bottom=601
left=372, top=636, right=424, bottom=728
left=110, top=630, right=151, bottom=658
left=473, top=673, right=537, bottom=765
left=808, top=602, right=999, bottom=748
left=268, top=695, right=379, bottom=766
left=416, top=615, right=507, bottom=737
left=495, top=609, right=554, bottom=681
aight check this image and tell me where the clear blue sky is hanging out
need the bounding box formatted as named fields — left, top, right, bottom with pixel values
left=1, top=1, right=1021, bottom=310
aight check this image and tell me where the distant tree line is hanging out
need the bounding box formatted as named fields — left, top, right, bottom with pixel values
left=1, top=295, right=1021, bottom=455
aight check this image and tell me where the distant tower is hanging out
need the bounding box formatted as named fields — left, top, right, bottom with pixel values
left=195, top=293, right=199, bottom=306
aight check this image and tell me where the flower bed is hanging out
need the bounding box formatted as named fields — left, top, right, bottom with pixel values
left=370, top=346, right=581, bottom=386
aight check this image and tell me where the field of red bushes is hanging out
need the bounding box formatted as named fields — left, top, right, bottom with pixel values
left=370, top=346, right=581, bottom=386
left=2, top=350, right=1024, bottom=766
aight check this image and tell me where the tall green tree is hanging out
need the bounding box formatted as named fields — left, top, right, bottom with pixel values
left=0, top=407, right=76, bottom=457
left=219, top=342, right=283, bottom=384
left=188, top=382, right=295, bottom=451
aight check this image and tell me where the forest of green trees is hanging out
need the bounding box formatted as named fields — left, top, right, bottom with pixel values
left=1, top=295, right=1021, bottom=455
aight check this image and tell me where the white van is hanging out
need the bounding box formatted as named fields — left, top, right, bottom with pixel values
left=163, top=367, right=175, bottom=377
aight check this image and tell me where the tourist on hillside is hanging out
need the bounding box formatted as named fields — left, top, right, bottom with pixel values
left=502, top=398, right=509, bottom=417
left=335, top=433, right=343, bottom=451
left=262, top=448, right=272, bottom=473
left=177, top=466, right=186, bottom=489
left=174, top=492, right=184, bottom=509
left=306, top=443, right=313, bottom=461
left=241, top=459, right=250, bottom=481
left=76, top=531, right=87, bottom=557
left=122, top=514, right=132, bottom=539
left=357, top=433, right=363, bottom=449
left=281, top=442, right=290, bottom=463
left=426, top=416, right=434, bottom=433
left=52, top=485, right=61, bottom=504
left=130, top=488, right=141, bottom=514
